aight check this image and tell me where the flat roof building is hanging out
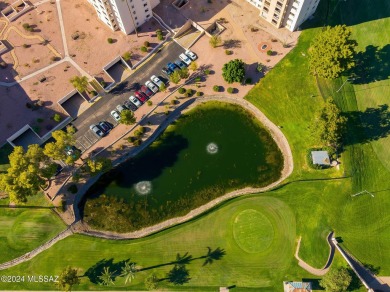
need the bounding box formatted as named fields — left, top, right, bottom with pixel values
left=87, top=0, right=160, bottom=34
left=245, top=0, right=320, bottom=31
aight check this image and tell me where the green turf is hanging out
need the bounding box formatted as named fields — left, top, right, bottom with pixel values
left=0, top=202, right=66, bottom=263
left=0, top=196, right=304, bottom=291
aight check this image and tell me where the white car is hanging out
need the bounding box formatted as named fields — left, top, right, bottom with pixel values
left=110, top=110, right=121, bottom=121
left=185, top=50, right=197, bottom=61
left=145, top=80, right=159, bottom=93
left=179, top=53, right=192, bottom=66
left=151, top=75, right=164, bottom=88
left=129, top=95, right=142, bottom=107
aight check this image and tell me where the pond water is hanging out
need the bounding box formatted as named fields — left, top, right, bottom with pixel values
left=82, top=102, right=284, bottom=232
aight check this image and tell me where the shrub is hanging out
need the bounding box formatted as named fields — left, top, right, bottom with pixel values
left=250, top=27, right=258, bottom=32
left=213, top=85, right=220, bottom=92
left=157, top=34, right=164, bottom=41
left=271, top=38, right=278, bottom=42
left=267, top=50, right=273, bottom=56
left=186, top=88, right=193, bottom=95
left=138, top=126, right=145, bottom=134
left=122, top=51, right=131, bottom=61
left=245, top=77, right=252, bottom=84
left=196, top=91, right=202, bottom=96
left=67, top=184, right=78, bottom=194
left=194, top=77, right=201, bottom=82
left=170, top=99, right=176, bottom=105
left=225, top=49, right=232, bottom=55
left=227, top=87, right=234, bottom=93
left=156, top=29, right=162, bottom=35
left=144, top=41, right=150, bottom=47
left=134, top=130, right=142, bottom=137
left=22, top=44, right=29, bottom=48
left=204, top=69, right=210, bottom=75
left=50, top=56, right=58, bottom=61
left=147, top=100, right=152, bottom=106
left=0, top=61, right=7, bottom=69
left=22, top=23, right=33, bottom=32
left=257, top=63, right=266, bottom=73
left=133, top=139, right=142, bottom=146
left=107, top=38, right=114, bottom=44
left=164, top=110, right=170, bottom=115
left=100, top=81, right=106, bottom=87
left=178, top=87, right=186, bottom=94
left=140, top=46, right=148, bottom=52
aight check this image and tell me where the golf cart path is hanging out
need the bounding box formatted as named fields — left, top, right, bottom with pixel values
left=294, top=232, right=335, bottom=276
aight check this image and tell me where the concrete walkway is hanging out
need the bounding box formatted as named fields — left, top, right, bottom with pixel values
left=294, top=232, right=335, bottom=276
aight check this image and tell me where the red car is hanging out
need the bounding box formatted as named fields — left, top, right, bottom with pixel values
left=135, top=91, right=148, bottom=102
left=140, top=85, right=154, bottom=97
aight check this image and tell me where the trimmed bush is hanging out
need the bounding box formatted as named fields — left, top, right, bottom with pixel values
left=122, top=51, right=131, bottom=61
left=204, top=69, right=210, bottom=75
left=170, top=99, right=176, bottom=105
left=178, top=87, right=186, bottom=94
left=140, top=46, right=148, bottom=52
left=22, top=44, right=29, bottom=48
left=267, top=50, right=273, bottom=56
left=186, top=88, right=193, bottom=95
left=225, top=49, right=233, bottom=55
left=144, top=41, right=150, bottom=47
left=213, top=85, right=220, bottom=92
left=157, top=34, right=164, bottom=41
left=53, top=114, right=62, bottom=122
left=227, top=87, right=234, bottom=94
left=147, top=100, right=152, bottom=106
left=196, top=91, right=202, bottom=96
left=107, top=38, right=114, bottom=44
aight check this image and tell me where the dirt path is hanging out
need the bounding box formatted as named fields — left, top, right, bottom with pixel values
left=294, top=232, right=335, bottom=276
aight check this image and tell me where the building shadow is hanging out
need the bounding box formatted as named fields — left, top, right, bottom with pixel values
left=349, top=45, right=390, bottom=85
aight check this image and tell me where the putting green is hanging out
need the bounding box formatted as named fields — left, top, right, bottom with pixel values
left=233, top=209, right=274, bottom=253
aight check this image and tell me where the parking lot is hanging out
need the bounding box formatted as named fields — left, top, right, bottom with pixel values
left=72, top=41, right=187, bottom=152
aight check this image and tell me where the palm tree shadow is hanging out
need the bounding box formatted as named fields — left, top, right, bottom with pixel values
left=202, top=247, right=226, bottom=266
left=83, top=258, right=130, bottom=284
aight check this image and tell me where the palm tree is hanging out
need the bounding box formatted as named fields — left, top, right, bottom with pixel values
left=98, top=267, right=115, bottom=286
left=120, top=261, right=137, bottom=284
left=70, top=76, right=89, bottom=93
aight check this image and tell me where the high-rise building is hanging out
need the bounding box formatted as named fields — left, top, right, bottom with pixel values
left=87, top=0, right=160, bottom=34
left=245, top=0, right=320, bottom=31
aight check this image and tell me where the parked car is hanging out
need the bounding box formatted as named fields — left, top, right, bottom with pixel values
left=116, top=104, right=126, bottom=113
left=129, top=95, right=142, bottom=107
left=167, top=62, right=178, bottom=71
left=135, top=90, right=149, bottom=101
left=151, top=75, right=164, bottom=88
left=90, top=124, right=104, bottom=137
left=162, top=67, right=173, bottom=76
left=175, top=59, right=187, bottom=69
left=145, top=81, right=159, bottom=93
left=110, top=110, right=121, bottom=121
left=179, top=53, right=192, bottom=66
left=185, top=50, right=197, bottom=61
left=65, top=145, right=80, bottom=160
left=141, top=84, right=155, bottom=96
left=98, top=121, right=111, bottom=134
left=124, top=100, right=138, bottom=111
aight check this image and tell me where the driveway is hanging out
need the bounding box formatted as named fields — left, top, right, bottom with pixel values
left=72, top=41, right=186, bottom=151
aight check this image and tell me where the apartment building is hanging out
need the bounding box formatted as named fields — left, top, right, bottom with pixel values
left=87, top=0, right=160, bottom=34
left=246, top=0, right=320, bottom=31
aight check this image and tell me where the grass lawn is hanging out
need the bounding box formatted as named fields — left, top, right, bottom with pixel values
left=0, top=0, right=389, bottom=291
left=0, top=195, right=309, bottom=291
left=0, top=198, right=66, bottom=263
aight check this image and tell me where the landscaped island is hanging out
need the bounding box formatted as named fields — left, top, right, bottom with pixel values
left=81, top=101, right=284, bottom=232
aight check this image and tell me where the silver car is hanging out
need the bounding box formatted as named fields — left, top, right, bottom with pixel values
left=179, top=53, right=191, bottom=66
left=185, top=50, right=197, bottom=61
left=129, top=95, right=142, bottom=107
left=151, top=75, right=164, bottom=88
left=145, top=80, right=159, bottom=93
left=110, top=110, right=121, bottom=121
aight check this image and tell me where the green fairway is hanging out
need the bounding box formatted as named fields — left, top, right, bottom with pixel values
left=0, top=202, right=66, bottom=263
left=0, top=196, right=303, bottom=291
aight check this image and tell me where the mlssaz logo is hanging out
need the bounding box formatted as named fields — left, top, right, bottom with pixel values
left=27, top=275, right=59, bottom=283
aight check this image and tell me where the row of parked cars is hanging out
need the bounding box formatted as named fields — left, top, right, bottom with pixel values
left=162, top=50, right=197, bottom=76
left=89, top=50, right=198, bottom=139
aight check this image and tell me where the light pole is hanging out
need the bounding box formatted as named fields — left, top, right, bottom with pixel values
left=336, top=77, right=355, bottom=92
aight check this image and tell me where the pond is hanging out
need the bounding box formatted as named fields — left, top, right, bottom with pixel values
left=81, top=101, right=284, bottom=232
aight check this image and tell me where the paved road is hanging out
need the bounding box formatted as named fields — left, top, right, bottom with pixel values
left=72, top=41, right=186, bottom=151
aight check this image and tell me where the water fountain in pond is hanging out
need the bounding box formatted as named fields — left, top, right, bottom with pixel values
left=206, top=143, right=219, bottom=154
left=135, top=181, right=152, bottom=195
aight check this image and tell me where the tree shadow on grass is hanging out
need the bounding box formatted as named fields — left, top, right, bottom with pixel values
left=350, top=45, right=390, bottom=85
left=343, top=104, right=390, bottom=146
left=83, top=258, right=130, bottom=284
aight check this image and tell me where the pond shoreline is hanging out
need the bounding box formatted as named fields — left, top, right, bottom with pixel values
left=75, top=96, right=294, bottom=239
